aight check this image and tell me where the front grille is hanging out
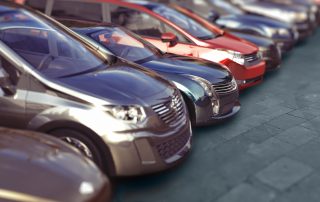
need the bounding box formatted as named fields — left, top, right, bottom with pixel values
left=154, top=130, right=189, bottom=160
left=244, top=53, right=259, bottom=63
left=152, top=92, right=184, bottom=126
left=212, top=81, right=237, bottom=95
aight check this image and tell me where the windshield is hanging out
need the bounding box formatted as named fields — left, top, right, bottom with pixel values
left=0, top=8, right=107, bottom=78
left=210, top=0, right=244, bottom=15
left=152, top=5, right=216, bottom=40
left=88, top=27, right=158, bottom=63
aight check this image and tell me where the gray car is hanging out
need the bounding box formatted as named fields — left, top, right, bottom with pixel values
left=227, top=0, right=316, bottom=40
left=0, top=127, right=111, bottom=202
left=0, top=2, right=192, bottom=176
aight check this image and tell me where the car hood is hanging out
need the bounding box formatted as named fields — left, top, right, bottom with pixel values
left=220, top=14, right=291, bottom=28
left=139, top=54, right=232, bottom=84
left=204, top=34, right=258, bottom=54
left=230, top=32, right=274, bottom=48
left=0, top=128, right=108, bottom=202
left=57, top=59, right=172, bottom=106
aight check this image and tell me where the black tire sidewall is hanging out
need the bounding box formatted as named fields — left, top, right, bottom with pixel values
left=49, top=129, right=105, bottom=170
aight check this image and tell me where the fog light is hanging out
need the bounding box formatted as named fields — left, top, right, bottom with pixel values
left=211, top=99, right=220, bottom=115
left=236, top=80, right=246, bottom=85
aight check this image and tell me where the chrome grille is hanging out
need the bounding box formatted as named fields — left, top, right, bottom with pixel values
left=212, top=81, right=237, bottom=95
left=152, top=92, right=184, bottom=126
left=155, top=130, right=189, bottom=160
left=244, top=53, right=259, bottom=63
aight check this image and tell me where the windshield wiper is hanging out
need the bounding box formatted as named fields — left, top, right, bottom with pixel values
left=58, top=62, right=108, bottom=79
left=198, top=35, right=215, bottom=40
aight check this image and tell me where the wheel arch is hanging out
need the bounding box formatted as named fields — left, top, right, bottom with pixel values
left=34, top=120, right=116, bottom=176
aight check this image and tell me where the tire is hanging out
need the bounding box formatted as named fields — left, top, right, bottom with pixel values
left=49, top=128, right=105, bottom=171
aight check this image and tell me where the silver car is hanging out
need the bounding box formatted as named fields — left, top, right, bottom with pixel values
left=0, top=1, right=192, bottom=176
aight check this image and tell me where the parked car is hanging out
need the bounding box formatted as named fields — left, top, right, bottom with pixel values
left=264, top=0, right=320, bottom=25
left=230, top=32, right=281, bottom=70
left=171, top=5, right=282, bottom=71
left=0, top=1, right=192, bottom=176
left=24, top=0, right=266, bottom=90
left=0, top=127, right=111, bottom=202
left=226, top=0, right=316, bottom=40
left=179, top=0, right=298, bottom=53
left=55, top=20, right=240, bottom=126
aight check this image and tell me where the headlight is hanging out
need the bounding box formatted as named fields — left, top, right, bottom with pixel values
left=231, top=77, right=238, bottom=90
left=108, top=105, right=146, bottom=123
left=295, top=12, right=308, bottom=22
left=278, top=28, right=290, bottom=36
left=185, top=75, right=222, bottom=115
left=226, top=50, right=245, bottom=65
left=264, top=27, right=278, bottom=37
left=311, top=5, right=318, bottom=13
left=186, top=75, right=214, bottom=97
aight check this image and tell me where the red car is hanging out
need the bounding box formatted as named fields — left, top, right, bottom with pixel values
left=23, top=0, right=266, bottom=89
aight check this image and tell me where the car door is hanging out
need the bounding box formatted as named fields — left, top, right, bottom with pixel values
left=0, top=54, right=28, bottom=128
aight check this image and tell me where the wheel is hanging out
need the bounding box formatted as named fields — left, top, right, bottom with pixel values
left=49, top=129, right=105, bottom=170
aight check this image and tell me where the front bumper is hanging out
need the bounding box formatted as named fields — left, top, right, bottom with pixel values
left=194, top=87, right=240, bottom=126
left=274, top=37, right=296, bottom=54
left=105, top=120, right=192, bottom=176
left=295, top=20, right=315, bottom=41
left=221, top=60, right=266, bottom=90
left=195, top=102, right=240, bottom=126
left=260, top=46, right=282, bottom=71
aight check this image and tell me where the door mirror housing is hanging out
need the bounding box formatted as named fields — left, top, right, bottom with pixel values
left=161, top=32, right=178, bottom=47
left=208, top=10, right=220, bottom=22
left=0, top=69, right=16, bottom=96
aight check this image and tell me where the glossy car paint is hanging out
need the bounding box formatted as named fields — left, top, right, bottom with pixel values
left=264, top=0, right=320, bottom=24
left=227, top=0, right=316, bottom=40
left=0, top=127, right=111, bottom=202
left=0, top=2, right=192, bottom=176
left=171, top=5, right=282, bottom=71
left=179, top=0, right=298, bottom=53
left=230, top=32, right=281, bottom=70
left=25, top=0, right=266, bottom=90
left=64, top=23, right=240, bottom=126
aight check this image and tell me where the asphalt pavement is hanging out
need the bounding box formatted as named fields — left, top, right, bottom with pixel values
left=113, top=29, right=320, bottom=202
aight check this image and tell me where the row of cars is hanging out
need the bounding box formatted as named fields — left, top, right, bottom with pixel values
left=0, top=0, right=318, bottom=201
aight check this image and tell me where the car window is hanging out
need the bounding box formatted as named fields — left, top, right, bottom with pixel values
left=89, top=27, right=157, bottom=63
left=0, top=8, right=108, bottom=79
left=152, top=5, right=216, bottom=40
left=110, top=6, right=189, bottom=43
left=210, top=0, right=245, bottom=14
left=1, top=27, right=103, bottom=78
left=51, top=1, right=102, bottom=22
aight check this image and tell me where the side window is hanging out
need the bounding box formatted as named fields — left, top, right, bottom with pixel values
left=111, top=6, right=164, bottom=38
left=110, top=6, right=189, bottom=43
left=52, top=1, right=103, bottom=22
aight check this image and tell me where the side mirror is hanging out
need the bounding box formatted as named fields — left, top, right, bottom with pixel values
left=0, top=69, right=16, bottom=96
left=208, top=10, right=220, bottom=22
left=161, top=32, right=178, bottom=47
